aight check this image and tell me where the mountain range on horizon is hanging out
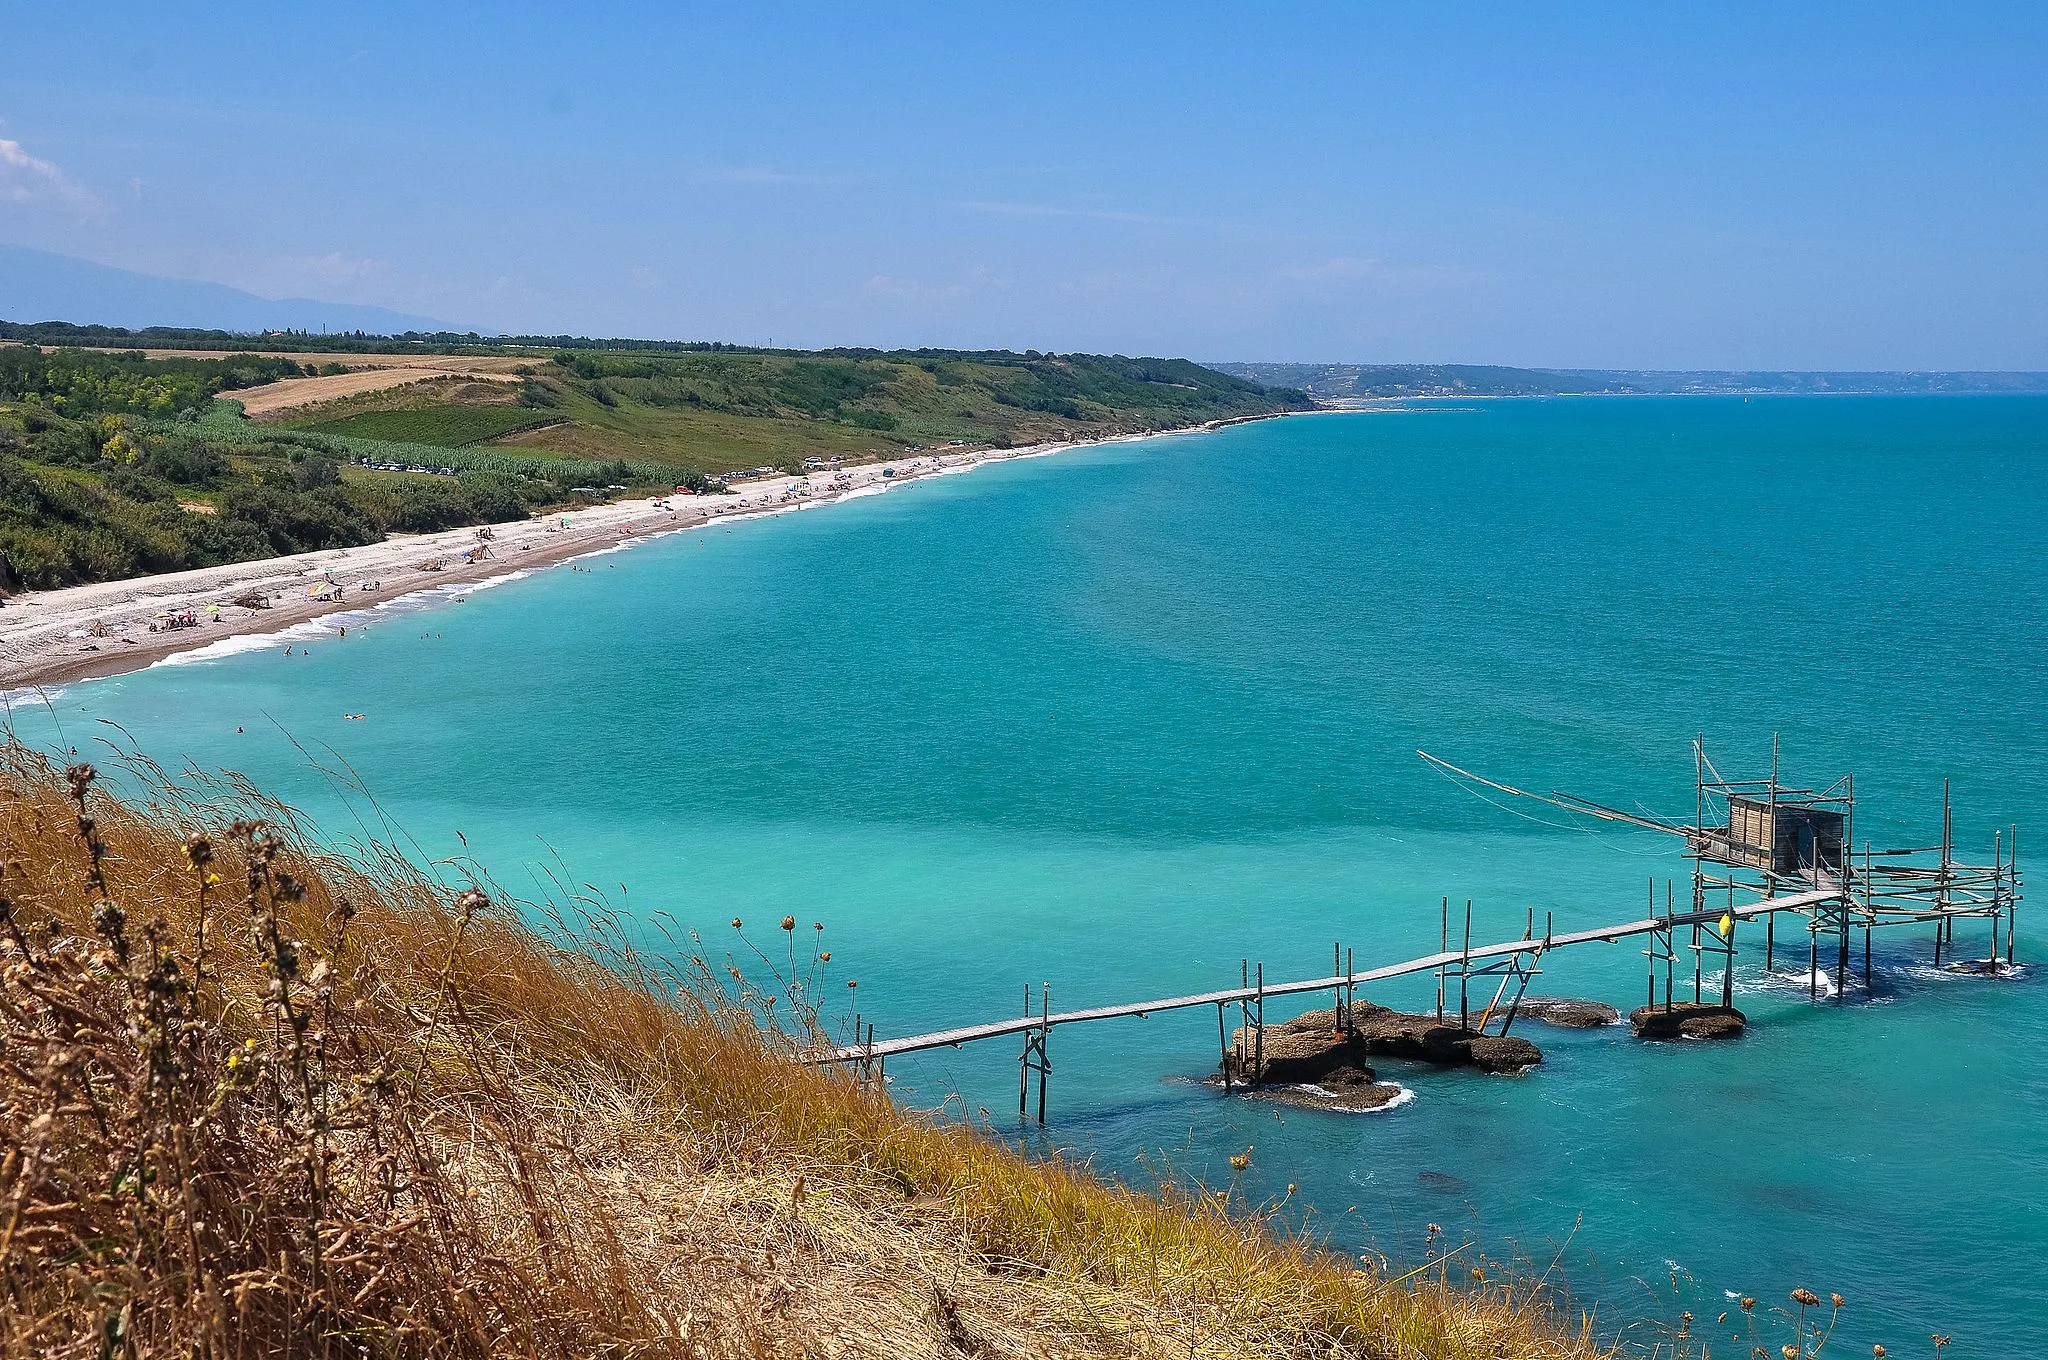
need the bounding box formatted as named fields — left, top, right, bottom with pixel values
left=6, top=246, right=2048, bottom=393
left=0, top=245, right=462, bottom=337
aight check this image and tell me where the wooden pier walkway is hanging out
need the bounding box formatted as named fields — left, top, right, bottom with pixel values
left=824, top=886, right=1842, bottom=1063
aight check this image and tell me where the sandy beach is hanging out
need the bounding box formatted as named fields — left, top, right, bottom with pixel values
left=0, top=430, right=1191, bottom=692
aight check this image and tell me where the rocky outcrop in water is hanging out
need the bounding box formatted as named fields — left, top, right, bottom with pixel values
left=1256, top=1065, right=1410, bottom=1112
left=1223, top=1001, right=1542, bottom=1086
left=1512, top=996, right=1622, bottom=1028
left=1629, top=1002, right=1745, bottom=1039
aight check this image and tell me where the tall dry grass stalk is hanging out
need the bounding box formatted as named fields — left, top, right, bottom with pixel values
left=0, top=742, right=1604, bottom=1359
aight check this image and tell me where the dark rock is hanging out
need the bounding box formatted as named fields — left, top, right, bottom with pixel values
left=1512, top=996, right=1623, bottom=1028
left=1943, top=958, right=2013, bottom=977
left=1629, top=1002, right=1746, bottom=1040
left=1256, top=1078, right=1409, bottom=1113
left=1224, top=1013, right=1379, bottom=1085
left=1467, top=1034, right=1544, bottom=1072
left=1225, top=1001, right=1542, bottom=1084
left=1318, top=1064, right=1376, bottom=1089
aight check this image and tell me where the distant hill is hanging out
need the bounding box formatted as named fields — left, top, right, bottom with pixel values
left=0, top=246, right=460, bottom=336
left=1210, top=362, right=2048, bottom=399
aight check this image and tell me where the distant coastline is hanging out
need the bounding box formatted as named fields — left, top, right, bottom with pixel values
left=1209, top=360, right=2048, bottom=402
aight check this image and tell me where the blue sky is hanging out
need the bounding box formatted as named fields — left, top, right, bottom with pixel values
left=2, top=3, right=2044, bottom=366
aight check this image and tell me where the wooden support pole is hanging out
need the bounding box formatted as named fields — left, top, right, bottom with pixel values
left=1499, top=953, right=1534, bottom=1036
left=1836, top=908, right=1850, bottom=999
left=1239, top=959, right=1249, bottom=1065
left=1460, top=900, right=1472, bottom=1031
left=1036, top=982, right=1050, bottom=1125
left=1766, top=911, right=1775, bottom=972
left=1252, top=963, right=1265, bottom=1087
left=1018, top=988, right=1031, bottom=1117
left=2010, top=824, right=2019, bottom=966
left=1722, top=917, right=1736, bottom=1010
left=1646, top=878, right=1656, bottom=1009
left=1692, top=921, right=1703, bottom=1004
left=1345, top=946, right=1355, bottom=1029
left=1218, top=1001, right=1230, bottom=1092
left=1809, top=924, right=1819, bottom=1001
left=1438, top=896, right=1448, bottom=1022
left=1333, top=942, right=1342, bottom=1032
left=1664, top=883, right=1675, bottom=1014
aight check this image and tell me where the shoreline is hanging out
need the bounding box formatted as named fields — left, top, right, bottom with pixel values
left=0, top=417, right=1272, bottom=692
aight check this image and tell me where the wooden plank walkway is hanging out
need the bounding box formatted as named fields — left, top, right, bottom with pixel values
left=823, top=886, right=1844, bottom=1063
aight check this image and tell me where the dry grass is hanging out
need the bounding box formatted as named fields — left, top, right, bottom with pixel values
left=0, top=744, right=1604, bottom=1359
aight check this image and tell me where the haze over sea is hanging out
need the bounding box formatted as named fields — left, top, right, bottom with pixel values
left=13, top=398, right=2046, bottom=1355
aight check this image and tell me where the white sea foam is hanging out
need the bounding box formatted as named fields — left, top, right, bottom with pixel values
left=1286, top=1082, right=1418, bottom=1114
left=142, top=568, right=537, bottom=670
left=1739, top=967, right=1848, bottom=999
left=151, top=618, right=337, bottom=667
left=0, top=682, right=69, bottom=708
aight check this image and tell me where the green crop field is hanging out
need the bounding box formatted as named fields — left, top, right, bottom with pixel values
left=297, top=405, right=560, bottom=447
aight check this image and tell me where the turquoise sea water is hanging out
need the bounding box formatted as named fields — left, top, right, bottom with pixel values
left=12, top=398, right=2046, bottom=1355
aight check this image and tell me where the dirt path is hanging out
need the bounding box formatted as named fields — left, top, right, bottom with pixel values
left=231, top=364, right=524, bottom=417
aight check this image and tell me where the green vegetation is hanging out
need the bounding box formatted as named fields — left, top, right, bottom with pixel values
left=0, top=332, right=1306, bottom=592
left=296, top=403, right=559, bottom=446
left=0, top=343, right=303, bottom=416
left=0, top=352, right=673, bottom=590
left=281, top=347, right=1307, bottom=473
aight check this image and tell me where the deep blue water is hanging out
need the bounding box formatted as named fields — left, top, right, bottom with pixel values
left=13, top=398, right=2046, bottom=1356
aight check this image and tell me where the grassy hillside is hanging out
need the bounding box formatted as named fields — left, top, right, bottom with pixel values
left=275, top=348, right=1308, bottom=473
left=0, top=744, right=1600, bottom=1359
left=0, top=337, right=1303, bottom=589
left=0, top=396, right=653, bottom=591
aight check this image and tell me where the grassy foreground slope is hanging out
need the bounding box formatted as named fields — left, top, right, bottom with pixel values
left=0, top=746, right=1595, bottom=1360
